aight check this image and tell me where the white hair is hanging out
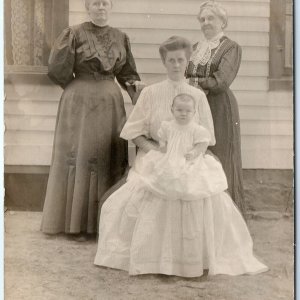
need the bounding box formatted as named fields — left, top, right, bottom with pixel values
left=84, top=0, right=113, bottom=10
left=198, top=1, right=228, bottom=29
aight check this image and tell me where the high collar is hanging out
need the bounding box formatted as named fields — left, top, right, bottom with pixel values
left=166, top=78, right=186, bottom=88
left=190, top=32, right=224, bottom=66
left=90, top=20, right=109, bottom=28
left=205, top=31, right=224, bottom=43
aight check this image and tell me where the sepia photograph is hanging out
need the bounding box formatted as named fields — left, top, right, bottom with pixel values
left=4, top=0, right=294, bottom=299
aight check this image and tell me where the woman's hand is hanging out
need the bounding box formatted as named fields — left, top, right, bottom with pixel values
left=134, top=81, right=146, bottom=93
left=133, top=136, right=159, bottom=153
left=188, top=78, right=208, bottom=95
left=159, top=145, right=168, bottom=153
left=125, top=81, right=146, bottom=93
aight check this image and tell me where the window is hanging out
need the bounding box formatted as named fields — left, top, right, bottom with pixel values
left=269, top=0, right=293, bottom=90
left=4, top=0, right=69, bottom=74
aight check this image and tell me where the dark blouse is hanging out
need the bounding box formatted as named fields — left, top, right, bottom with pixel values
left=48, top=22, right=140, bottom=90
left=186, top=36, right=242, bottom=95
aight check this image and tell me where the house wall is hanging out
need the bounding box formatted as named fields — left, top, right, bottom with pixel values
left=4, top=0, right=293, bottom=170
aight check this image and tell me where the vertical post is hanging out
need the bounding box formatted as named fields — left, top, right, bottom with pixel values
left=269, top=0, right=286, bottom=79
left=4, top=0, right=13, bottom=65
left=44, top=0, right=69, bottom=65
left=51, top=0, right=69, bottom=41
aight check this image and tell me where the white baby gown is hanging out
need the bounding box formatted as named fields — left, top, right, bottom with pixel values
left=94, top=80, right=268, bottom=277
left=137, top=120, right=228, bottom=200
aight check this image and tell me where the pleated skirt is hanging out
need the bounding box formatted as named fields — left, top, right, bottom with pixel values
left=41, top=78, right=128, bottom=234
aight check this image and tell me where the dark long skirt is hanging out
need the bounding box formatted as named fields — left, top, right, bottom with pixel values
left=207, top=88, right=246, bottom=216
left=41, top=78, right=128, bottom=234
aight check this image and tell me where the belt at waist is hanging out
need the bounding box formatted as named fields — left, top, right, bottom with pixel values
left=75, top=72, right=115, bottom=81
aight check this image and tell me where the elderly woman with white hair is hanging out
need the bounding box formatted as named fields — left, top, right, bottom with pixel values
left=41, top=0, right=143, bottom=238
left=186, top=1, right=246, bottom=216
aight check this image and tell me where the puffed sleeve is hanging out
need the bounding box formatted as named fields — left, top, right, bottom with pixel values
left=196, top=92, right=216, bottom=146
left=120, top=87, right=151, bottom=140
left=199, top=43, right=242, bottom=94
left=193, top=126, right=211, bottom=145
left=116, top=34, right=141, bottom=100
left=48, top=28, right=76, bottom=89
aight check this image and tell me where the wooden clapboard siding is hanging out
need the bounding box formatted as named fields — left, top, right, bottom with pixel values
left=67, top=0, right=292, bottom=169
left=5, top=145, right=53, bottom=166
left=5, top=131, right=54, bottom=146
left=5, top=115, right=56, bottom=132
left=5, top=134, right=293, bottom=167
left=70, top=13, right=269, bottom=32
left=122, top=29, right=270, bottom=47
left=4, top=118, right=292, bottom=141
left=70, top=0, right=270, bottom=17
left=5, top=99, right=292, bottom=120
left=5, top=0, right=293, bottom=170
left=123, top=59, right=269, bottom=76
left=131, top=44, right=269, bottom=61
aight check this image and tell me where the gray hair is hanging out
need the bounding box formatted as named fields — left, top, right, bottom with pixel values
left=84, top=0, right=113, bottom=10
left=197, top=1, right=228, bottom=29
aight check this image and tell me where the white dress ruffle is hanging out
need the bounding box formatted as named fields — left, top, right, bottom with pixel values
left=94, top=177, right=268, bottom=277
left=136, top=120, right=228, bottom=200
left=94, top=80, right=268, bottom=277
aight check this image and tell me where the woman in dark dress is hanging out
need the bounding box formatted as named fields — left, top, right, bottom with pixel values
left=186, top=1, right=245, bottom=215
left=41, top=0, right=142, bottom=236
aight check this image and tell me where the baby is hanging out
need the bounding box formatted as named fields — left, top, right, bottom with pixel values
left=137, top=93, right=228, bottom=200
left=160, top=93, right=208, bottom=158
left=94, top=93, right=268, bottom=278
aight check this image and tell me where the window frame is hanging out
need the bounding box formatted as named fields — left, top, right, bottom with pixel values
left=4, top=0, right=69, bottom=75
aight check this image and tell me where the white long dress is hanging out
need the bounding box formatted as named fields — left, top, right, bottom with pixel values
left=94, top=79, right=268, bottom=277
left=137, top=120, right=228, bottom=200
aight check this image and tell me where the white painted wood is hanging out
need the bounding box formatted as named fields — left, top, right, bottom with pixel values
left=139, top=74, right=269, bottom=91
left=70, top=13, right=269, bottom=32
left=5, top=131, right=54, bottom=146
left=4, top=0, right=294, bottom=170
left=101, top=28, right=270, bottom=47
left=5, top=115, right=56, bottom=131
left=235, top=91, right=293, bottom=107
left=5, top=100, right=293, bottom=121
left=71, top=0, right=270, bottom=17
left=130, top=44, right=269, bottom=61
left=241, top=120, right=293, bottom=136
left=5, top=101, right=59, bottom=117
left=4, top=119, right=292, bottom=151
left=239, top=106, right=293, bottom=121
left=5, top=145, right=53, bottom=166
left=5, top=144, right=293, bottom=169
left=133, top=59, right=268, bottom=76
left=242, top=149, right=293, bottom=169
left=242, top=135, right=293, bottom=150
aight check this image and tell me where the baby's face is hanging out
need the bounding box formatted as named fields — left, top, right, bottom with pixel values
left=172, top=99, right=195, bottom=125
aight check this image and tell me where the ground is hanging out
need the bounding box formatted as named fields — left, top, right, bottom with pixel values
left=4, top=211, right=294, bottom=300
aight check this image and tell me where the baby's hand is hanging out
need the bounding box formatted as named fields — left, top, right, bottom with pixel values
left=184, top=149, right=202, bottom=161
left=160, top=145, right=167, bottom=153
